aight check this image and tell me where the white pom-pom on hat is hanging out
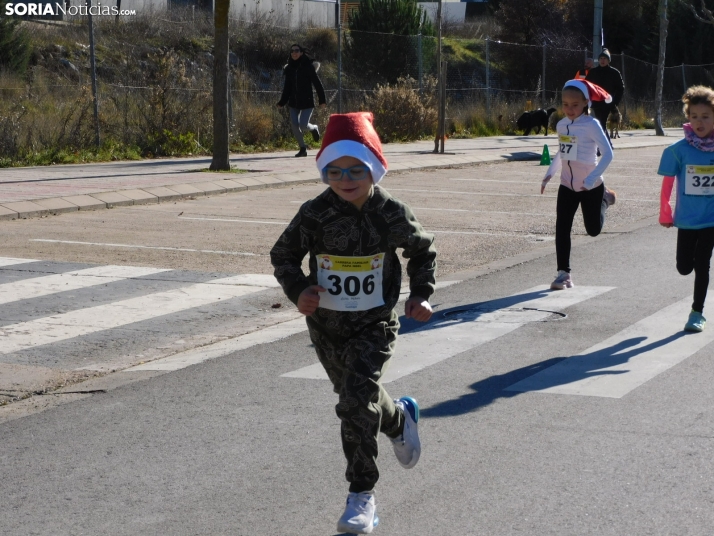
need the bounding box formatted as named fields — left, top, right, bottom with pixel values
left=563, top=79, right=612, bottom=107
left=315, top=112, right=388, bottom=184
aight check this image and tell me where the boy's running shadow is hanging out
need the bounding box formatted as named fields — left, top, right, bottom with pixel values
left=422, top=332, right=687, bottom=418
left=398, top=288, right=554, bottom=335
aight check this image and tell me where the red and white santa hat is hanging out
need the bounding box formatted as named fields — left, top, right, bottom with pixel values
left=316, top=112, right=388, bottom=184
left=563, top=79, right=612, bottom=107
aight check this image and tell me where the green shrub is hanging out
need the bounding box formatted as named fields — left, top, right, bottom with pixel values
left=346, top=0, right=435, bottom=84
left=365, top=76, right=437, bottom=142
left=145, top=130, right=201, bottom=157
left=236, top=105, right=275, bottom=146
left=304, top=28, right=339, bottom=60
left=0, top=0, right=31, bottom=74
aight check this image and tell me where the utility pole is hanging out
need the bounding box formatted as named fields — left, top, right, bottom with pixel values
left=593, top=0, right=603, bottom=59
left=433, top=0, right=443, bottom=154
left=654, top=0, right=668, bottom=136
left=210, top=0, right=231, bottom=171
left=88, top=2, right=100, bottom=148
left=336, top=0, right=342, bottom=113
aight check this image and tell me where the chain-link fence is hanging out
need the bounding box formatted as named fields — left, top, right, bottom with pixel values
left=1, top=13, right=712, bottom=162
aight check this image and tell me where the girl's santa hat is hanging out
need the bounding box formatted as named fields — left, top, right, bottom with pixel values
left=563, top=79, right=612, bottom=107
left=316, top=112, right=388, bottom=184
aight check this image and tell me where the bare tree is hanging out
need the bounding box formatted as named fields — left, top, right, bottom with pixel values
left=210, top=0, right=231, bottom=171
left=655, top=0, right=668, bottom=136
left=686, top=0, right=714, bottom=25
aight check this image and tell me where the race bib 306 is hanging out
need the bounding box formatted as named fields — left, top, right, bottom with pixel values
left=316, top=253, right=385, bottom=311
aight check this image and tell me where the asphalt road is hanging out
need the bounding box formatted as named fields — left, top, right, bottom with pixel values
left=3, top=146, right=714, bottom=535
left=0, top=147, right=662, bottom=276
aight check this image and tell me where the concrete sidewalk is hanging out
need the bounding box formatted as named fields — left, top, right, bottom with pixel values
left=0, top=129, right=677, bottom=220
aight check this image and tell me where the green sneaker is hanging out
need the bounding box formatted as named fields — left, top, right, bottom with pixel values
left=685, top=310, right=706, bottom=332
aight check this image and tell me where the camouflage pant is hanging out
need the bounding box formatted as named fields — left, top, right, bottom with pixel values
left=307, top=311, right=404, bottom=493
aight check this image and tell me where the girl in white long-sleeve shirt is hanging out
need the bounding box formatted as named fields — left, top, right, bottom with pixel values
left=541, top=79, right=616, bottom=290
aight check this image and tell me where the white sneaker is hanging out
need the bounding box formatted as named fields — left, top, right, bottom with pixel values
left=337, top=491, right=379, bottom=534
left=391, top=396, right=421, bottom=469
left=550, top=270, right=574, bottom=290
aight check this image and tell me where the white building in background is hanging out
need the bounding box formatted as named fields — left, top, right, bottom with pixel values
left=230, top=0, right=336, bottom=28
left=418, top=1, right=466, bottom=25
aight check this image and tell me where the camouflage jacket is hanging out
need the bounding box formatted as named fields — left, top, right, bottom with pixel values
left=270, top=186, right=436, bottom=336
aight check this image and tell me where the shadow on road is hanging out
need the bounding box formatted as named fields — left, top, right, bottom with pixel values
left=422, top=332, right=687, bottom=418
left=398, top=288, right=554, bottom=335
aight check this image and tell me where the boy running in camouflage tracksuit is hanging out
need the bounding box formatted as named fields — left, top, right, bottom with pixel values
left=270, top=112, right=436, bottom=534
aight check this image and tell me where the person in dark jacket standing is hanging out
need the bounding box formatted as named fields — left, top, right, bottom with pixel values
left=586, top=48, right=624, bottom=145
left=277, top=44, right=327, bottom=157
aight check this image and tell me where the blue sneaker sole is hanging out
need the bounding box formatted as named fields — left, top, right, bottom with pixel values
left=399, top=396, right=419, bottom=423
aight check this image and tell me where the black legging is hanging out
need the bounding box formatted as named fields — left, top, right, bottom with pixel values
left=676, top=227, right=714, bottom=313
left=555, top=184, right=607, bottom=273
left=591, top=104, right=614, bottom=144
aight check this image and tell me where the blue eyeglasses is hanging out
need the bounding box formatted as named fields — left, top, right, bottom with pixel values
left=323, top=165, right=371, bottom=182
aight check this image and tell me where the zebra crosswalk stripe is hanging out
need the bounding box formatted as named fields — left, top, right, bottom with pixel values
left=0, top=257, right=38, bottom=267
left=125, top=316, right=307, bottom=372
left=505, top=296, right=714, bottom=398
left=0, top=265, right=170, bottom=306
left=0, top=275, right=273, bottom=355
left=121, top=281, right=461, bottom=373
left=282, top=285, right=614, bottom=383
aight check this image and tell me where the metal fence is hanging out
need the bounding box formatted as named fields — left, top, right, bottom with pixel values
left=225, top=25, right=714, bottom=120
left=2, top=15, right=712, bottom=158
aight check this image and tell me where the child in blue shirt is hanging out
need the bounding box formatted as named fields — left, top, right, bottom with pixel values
left=659, top=85, right=714, bottom=332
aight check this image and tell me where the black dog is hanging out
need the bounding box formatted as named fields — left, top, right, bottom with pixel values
left=516, top=107, right=557, bottom=136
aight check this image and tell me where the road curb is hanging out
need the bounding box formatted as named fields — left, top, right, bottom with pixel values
left=0, top=141, right=672, bottom=221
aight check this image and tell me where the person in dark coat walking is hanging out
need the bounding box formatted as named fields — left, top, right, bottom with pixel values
left=586, top=48, right=625, bottom=146
left=277, top=44, right=327, bottom=157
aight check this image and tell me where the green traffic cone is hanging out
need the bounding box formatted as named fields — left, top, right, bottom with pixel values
left=540, top=144, right=551, bottom=166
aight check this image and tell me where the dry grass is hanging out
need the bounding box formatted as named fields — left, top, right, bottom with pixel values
left=364, top=77, right=438, bottom=142
left=0, top=15, right=687, bottom=166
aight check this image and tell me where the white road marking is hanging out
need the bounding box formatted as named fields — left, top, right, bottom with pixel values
left=178, top=216, right=289, bottom=225
left=118, top=281, right=461, bottom=373
left=450, top=179, right=536, bottom=184
left=282, top=285, right=613, bottom=383
left=125, top=317, right=307, bottom=371
left=609, top=198, right=661, bottom=203
left=389, top=188, right=658, bottom=203
left=388, top=188, right=551, bottom=198
left=414, top=207, right=552, bottom=216
left=214, top=274, right=280, bottom=287
left=29, top=239, right=259, bottom=256
left=0, top=257, right=39, bottom=267
left=0, top=265, right=170, bottom=305
left=505, top=296, right=714, bottom=398
left=0, top=276, right=272, bottom=354
left=430, top=230, right=554, bottom=240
